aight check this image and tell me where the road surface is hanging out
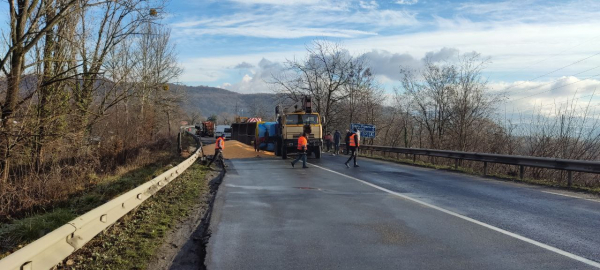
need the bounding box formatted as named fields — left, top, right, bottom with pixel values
left=206, top=154, right=600, bottom=269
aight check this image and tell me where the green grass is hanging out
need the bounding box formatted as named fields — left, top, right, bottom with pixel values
left=66, top=163, right=209, bottom=269
left=0, top=153, right=177, bottom=259
left=360, top=152, right=600, bottom=195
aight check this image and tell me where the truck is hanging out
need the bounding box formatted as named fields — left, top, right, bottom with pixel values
left=194, top=123, right=202, bottom=136
left=275, top=96, right=323, bottom=159
left=201, top=121, right=215, bottom=137
left=215, top=125, right=232, bottom=140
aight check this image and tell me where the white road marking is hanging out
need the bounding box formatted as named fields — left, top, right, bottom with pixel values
left=542, top=191, right=600, bottom=203
left=310, top=163, right=600, bottom=269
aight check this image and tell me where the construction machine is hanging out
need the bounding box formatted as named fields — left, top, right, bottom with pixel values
left=274, top=96, right=323, bottom=159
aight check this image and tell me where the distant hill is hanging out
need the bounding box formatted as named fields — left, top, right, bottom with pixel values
left=174, top=84, right=282, bottom=121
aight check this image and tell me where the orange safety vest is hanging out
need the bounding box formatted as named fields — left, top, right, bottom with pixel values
left=215, top=137, right=225, bottom=149
left=349, top=134, right=359, bottom=147
left=297, top=136, right=308, bottom=150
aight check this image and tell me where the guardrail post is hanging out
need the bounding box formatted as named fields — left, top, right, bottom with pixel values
left=397, top=152, right=400, bottom=160
left=483, top=161, right=488, bottom=176
left=519, top=165, right=524, bottom=180
left=454, top=159, right=459, bottom=170
left=567, top=171, right=573, bottom=187
left=413, top=154, right=416, bottom=164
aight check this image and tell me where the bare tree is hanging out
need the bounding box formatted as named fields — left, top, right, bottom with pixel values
left=272, top=40, right=354, bottom=130
left=0, top=0, right=88, bottom=180
left=401, top=59, right=456, bottom=149
left=132, top=23, right=183, bottom=140
left=449, top=53, right=502, bottom=151
left=272, top=40, right=381, bottom=132
left=73, top=0, right=164, bottom=132
left=0, top=0, right=186, bottom=216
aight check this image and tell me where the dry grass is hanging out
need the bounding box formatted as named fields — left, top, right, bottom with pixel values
left=0, top=140, right=175, bottom=221
left=0, top=149, right=178, bottom=259
left=56, top=163, right=210, bottom=269
left=362, top=151, right=600, bottom=194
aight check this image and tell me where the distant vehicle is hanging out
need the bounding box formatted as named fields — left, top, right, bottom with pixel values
left=194, top=124, right=202, bottom=136
left=215, top=125, right=232, bottom=140
left=201, top=121, right=215, bottom=137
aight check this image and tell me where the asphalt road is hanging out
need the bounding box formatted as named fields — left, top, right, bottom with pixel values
left=206, top=154, right=600, bottom=269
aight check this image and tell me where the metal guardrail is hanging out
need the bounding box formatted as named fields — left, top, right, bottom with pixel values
left=0, top=131, right=203, bottom=270
left=343, top=144, right=600, bottom=186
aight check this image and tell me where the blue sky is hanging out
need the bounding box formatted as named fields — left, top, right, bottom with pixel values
left=1, top=0, right=599, bottom=116
left=165, top=0, right=600, bottom=116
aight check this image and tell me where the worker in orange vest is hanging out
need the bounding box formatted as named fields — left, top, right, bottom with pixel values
left=345, top=128, right=359, bottom=168
left=291, top=132, right=309, bottom=168
left=207, top=134, right=226, bottom=168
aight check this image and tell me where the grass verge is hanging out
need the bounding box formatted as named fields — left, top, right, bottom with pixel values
left=0, top=151, right=176, bottom=259
left=358, top=153, right=600, bottom=195
left=59, top=162, right=209, bottom=269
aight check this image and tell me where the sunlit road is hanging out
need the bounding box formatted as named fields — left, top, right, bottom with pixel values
left=206, top=154, right=600, bottom=269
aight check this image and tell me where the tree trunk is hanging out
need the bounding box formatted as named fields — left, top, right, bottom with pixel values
left=34, top=4, right=58, bottom=172
left=1, top=47, right=25, bottom=181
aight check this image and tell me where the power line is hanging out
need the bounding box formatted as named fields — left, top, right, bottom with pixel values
left=511, top=34, right=600, bottom=73
left=520, top=92, right=598, bottom=114
left=499, top=65, right=600, bottom=104
left=500, top=51, right=600, bottom=94
left=505, top=66, right=600, bottom=102
left=512, top=73, right=600, bottom=102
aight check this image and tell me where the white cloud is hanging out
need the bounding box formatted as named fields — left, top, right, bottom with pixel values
left=220, top=58, right=287, bottom=94
left=171, top=0, right=600, bottom=113
left=226, top=0, right=321, bottom=6
left=171, top=19, right=214, bottom=28
left=218, top=48, right=463, bottom=93
left=490, top=76, right=600, bottom=116
left=242, top=74, right=253, bottom=83
left=179, top=27, right=376, bottom=39
left=178, top=62, right=227, bottom=83
left=458, top=0, right=600, bottom=21
left=424, top=47, right=459, bottom=62
left=396, top=0, right=418, bottom=5
left=359, top=1, right=378, bottom=10
left=233, top=62, right=255, bottom=69
left=342, top=22, right=600, bottom=77
left=361, top=49, right=420, bottom=81
left=170, top=2, right=418, bottom=40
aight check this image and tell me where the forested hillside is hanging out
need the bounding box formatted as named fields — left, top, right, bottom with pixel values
left=176, top=85, right=281, bottom=123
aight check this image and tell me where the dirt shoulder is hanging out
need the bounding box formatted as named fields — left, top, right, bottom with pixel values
left=52, top=161, right=214, bottom=269
left=49, top=140, right=266, bottom=269
left=147, top=169, right=224, bottom=270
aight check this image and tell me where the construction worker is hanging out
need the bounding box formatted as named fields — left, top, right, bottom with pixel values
left=207, top=134, right=225, bottom=168
left=291, top=132, right=309, bottom=168
left=333, top=129, right=341, bottom=156
left=345, top=129, right=359, bottom=168
left=344, top=129, right=351, bottom=155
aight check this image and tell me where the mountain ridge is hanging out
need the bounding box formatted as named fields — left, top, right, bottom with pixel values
left=174, top=84, right=280, bottom=121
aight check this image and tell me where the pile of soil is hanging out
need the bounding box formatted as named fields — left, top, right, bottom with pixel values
left=202, top=140, right=274, bottom=159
